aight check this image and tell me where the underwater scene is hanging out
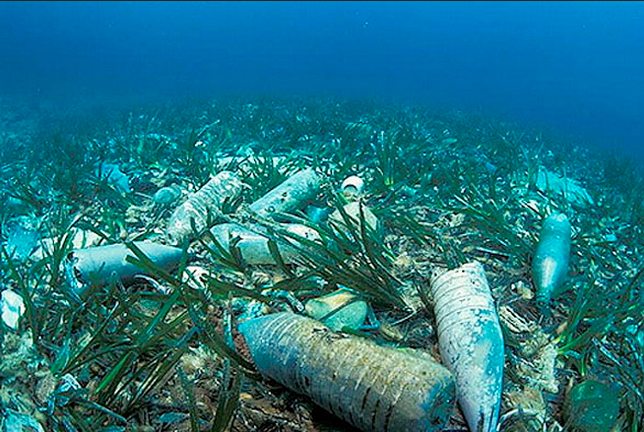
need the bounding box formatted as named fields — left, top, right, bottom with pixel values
left=0, top=2, right=642, bottom=432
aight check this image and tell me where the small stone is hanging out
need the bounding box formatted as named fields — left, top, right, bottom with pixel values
left=153, top=184, right=182, bottom=206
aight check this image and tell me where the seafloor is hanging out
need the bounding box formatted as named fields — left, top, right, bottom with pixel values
left=0, top=96, right=641, bottom=432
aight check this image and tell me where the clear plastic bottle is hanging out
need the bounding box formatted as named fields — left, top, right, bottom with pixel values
left=239, top=312, right=456, bottom=432
left=165, top=171, right=242, bottom=245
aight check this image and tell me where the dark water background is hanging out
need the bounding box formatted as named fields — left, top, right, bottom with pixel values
left=1, top=1, right=642, bottom=165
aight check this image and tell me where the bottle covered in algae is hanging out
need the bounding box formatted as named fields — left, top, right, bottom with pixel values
left=248, top=168, right=321, bottom=220
left=165, top=171, right=243, bottom=245
left=427, top=261, right=504, bottom=432
left=238, top=312, right=456, bottom=432
left=532, top=212, right=571, bottom=307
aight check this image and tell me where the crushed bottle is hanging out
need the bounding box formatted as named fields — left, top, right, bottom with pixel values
left=165, top=171, right=243, bottom=245
left=238, top=312, right=456, bottom=432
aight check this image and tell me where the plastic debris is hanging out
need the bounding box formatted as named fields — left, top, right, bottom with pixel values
left=97, top=162, right=131, bottom=193
left=239, top=312, right=456, bottom=432
left=0, top=289, right=25, bottom=330
left=1, top=408, right=45, bottom=432
left=535, top=168, right=593, bottom=206
left=30, top=228, right=103, bottom=261
left=165, top=171, right=243, bottom=245
left=340, top=175, right=365, bottom=199
left=328, top=201, right=380, bottom=236
left=216, top=155, right=286, bottom=170
left=304, top=288, right=368, bottom=331
left=427, top=261, right=504, bottom=432
left=564, top=380, right=620, bottom=432
left=248, top=168, right=321, bottom=220
left=49, top=374, right=82, bottom=408
left=305, top=204, right=332, bottom=224
left=64, top=242, right=184, bottom=295
left=3, top=216, right=39, bottom=261
left=532, top=212, right=571, bottom=307
left=209, top=223, right=320, bottom=265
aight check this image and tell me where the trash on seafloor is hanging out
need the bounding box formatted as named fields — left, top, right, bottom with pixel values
left=0, top=408, right=45, bottom=432
left=64, top=241, right=183, bottom=295
left=47, top=374, right=83, bottom=410
left=248, top=167, right=322, bottom=220
left=216, top=155, right=287, bottom=170
left=532, top=212, right=571, bottom=308
left=427, top=261, right=504, bottom=432
left=96, top=162, right=131, bottom=194
left=165, top=170, right=243, bottom=245
left=0, top=289, right=25, bottom=331
left=209, top=223, right=320, bottom=265
left=535, top=168, right=593, bottom=207
left=564, top=380, right=620, bottom=432
left=305, top=204, right=333, bottom=224
left=2, top=216, right=40, bottom=262
left=304, top=288, right=368, bottom=332
left=238, top=312, right=456, bottom=432
left=341, top=175, right=365, bottom=200
left=30, top=228, right=104, bottom=261
left=328, top=201, right=380, bottom=236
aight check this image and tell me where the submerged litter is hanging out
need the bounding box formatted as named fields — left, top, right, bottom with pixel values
left=0, top=97, right=640, bottom=432
left=340, top=174, right=365, bottom=199
left=3, top=216, right=39, bottom=262
left=532, top=212, right=572, bottom=308
left=96, top=162, right=131, bottom=194
left=0, top=289, right=25, bottom=330
left=165, top=170, right=243, bottom=245
left=564, top=380, right=621, bottom=432
left=152, top=184, right=182, bottom=206
left=248, top=167, right=322, bottom=220
left=427, top=261, right=504, bottom=432
left=535, top=168, right=594, bottom=206
left=328, top=201, right=380, bottom=237
left=239, top=312, right=456, bottom=432
left=1, top=408, right=45, bottom=432
left=209, top=222, right=320, bottom=266
left=64, top=241, right=183, bottom=295
left=30, top=228, right=104, bottom=261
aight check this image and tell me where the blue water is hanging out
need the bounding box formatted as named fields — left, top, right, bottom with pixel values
left=1, top=1, right=643, bottom=164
